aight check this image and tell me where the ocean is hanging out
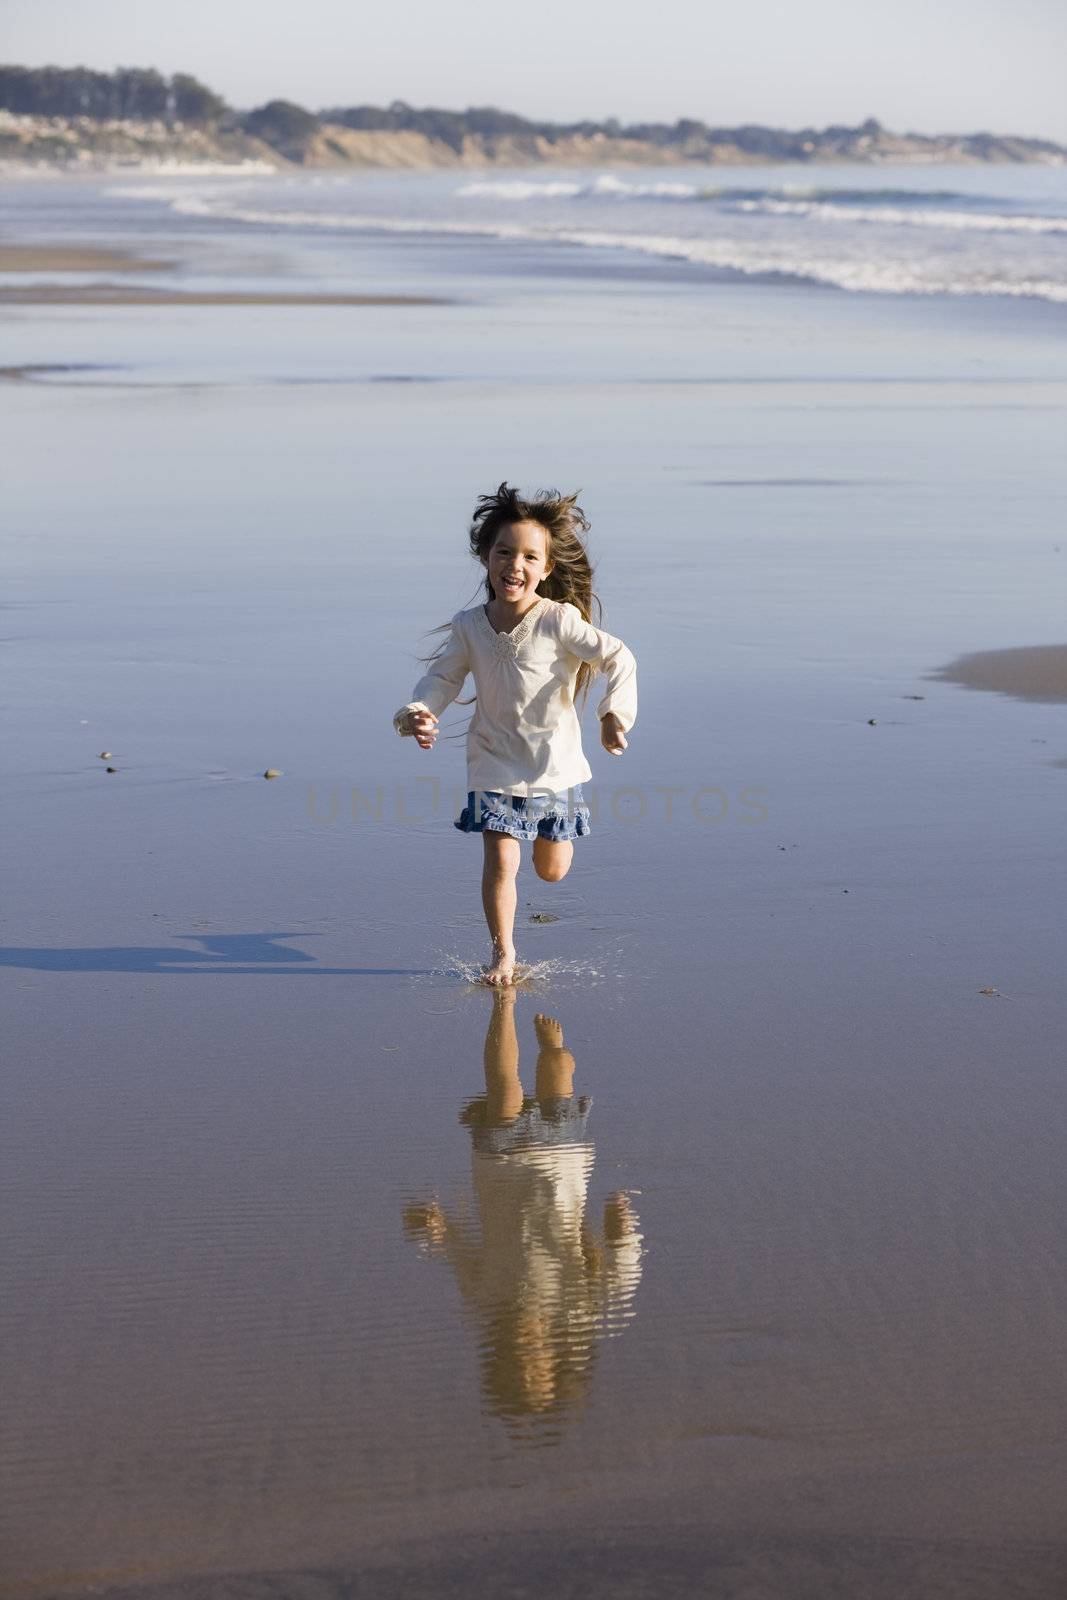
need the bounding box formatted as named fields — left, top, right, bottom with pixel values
left=37, top=160, right=1067, bottom=301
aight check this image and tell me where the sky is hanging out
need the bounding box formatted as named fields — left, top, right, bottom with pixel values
left=3, top=0, right=1065, bottom=143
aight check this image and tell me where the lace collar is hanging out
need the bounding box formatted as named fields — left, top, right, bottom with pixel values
left=477, top=598, right=547, bottom=655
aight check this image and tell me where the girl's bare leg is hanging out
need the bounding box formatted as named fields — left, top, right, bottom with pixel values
left=484, top=988, right=524, bottom=1121
left=481, top=831, right=521, bottom=985
left=532, top=837, right=573, bottom=882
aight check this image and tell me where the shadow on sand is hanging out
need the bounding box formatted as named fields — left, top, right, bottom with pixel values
left=0, top=931, right=431, bottom=976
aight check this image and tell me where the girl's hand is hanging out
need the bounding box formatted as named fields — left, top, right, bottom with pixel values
left=600, top=713, right=628, bottom=755
left=400, top=709, right=439, bottom=749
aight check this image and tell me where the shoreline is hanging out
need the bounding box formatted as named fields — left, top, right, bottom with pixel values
left=0, top=285, right=449, bottom=306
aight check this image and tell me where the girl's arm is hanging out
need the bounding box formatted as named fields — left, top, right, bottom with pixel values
left=554, top=603, right=638, bottom=733
left=393, top=615, right=471, bottom=736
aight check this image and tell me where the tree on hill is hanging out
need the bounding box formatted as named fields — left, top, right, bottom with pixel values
left=0, top=64, right=227, bottom=122
left=170, top=72, right=228, bottom=123
left=105, top=67, right=167, bottom=118
left=241, top=99, right=320, bottom=161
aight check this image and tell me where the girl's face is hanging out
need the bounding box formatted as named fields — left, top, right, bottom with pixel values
left=485, top=520, right=553, bottom=607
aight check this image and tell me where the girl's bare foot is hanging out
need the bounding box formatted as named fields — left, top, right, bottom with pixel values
left=482, top=945, right=517, bottom=986
left=534, top=1012, right=563, bottom=1047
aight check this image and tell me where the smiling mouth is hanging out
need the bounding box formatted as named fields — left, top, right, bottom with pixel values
left=500, top=577, right=523, bottom=591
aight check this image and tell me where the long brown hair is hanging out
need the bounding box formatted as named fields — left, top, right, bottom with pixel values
left=424, top=482, right=602, bottom=709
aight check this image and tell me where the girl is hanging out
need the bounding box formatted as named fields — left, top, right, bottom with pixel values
left=394, top=482, right=637, bottom=986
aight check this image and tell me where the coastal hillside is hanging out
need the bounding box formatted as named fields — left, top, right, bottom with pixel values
left=1, top=64, right=1064, bottom=170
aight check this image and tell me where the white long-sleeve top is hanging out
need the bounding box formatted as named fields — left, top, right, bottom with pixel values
left=393, top=596, right=637, bottom=797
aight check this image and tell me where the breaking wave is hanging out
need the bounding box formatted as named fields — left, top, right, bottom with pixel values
left=158, top=194, right=1067, bottom=303
left=455, top=176, right=1067, bottom=234
left=731, top=197, right=1067, bottom=234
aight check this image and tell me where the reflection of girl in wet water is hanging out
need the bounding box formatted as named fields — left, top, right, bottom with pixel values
left=404, top=993, right=642, bottom=1430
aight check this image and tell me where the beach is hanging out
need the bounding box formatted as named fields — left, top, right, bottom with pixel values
left=2, top=167, right=1066, bottom=1599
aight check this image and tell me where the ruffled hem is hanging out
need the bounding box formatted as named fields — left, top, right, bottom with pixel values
left=454, top=789, right=592, bottom=843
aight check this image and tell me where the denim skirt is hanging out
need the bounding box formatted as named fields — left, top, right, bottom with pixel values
left=454, top=785, right=592, bottom=843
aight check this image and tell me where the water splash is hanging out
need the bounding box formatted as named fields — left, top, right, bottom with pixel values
left=431, top=952, right=606, bottom=990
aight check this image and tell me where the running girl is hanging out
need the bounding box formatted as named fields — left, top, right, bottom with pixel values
left=393, top=483, right=637, bottom=985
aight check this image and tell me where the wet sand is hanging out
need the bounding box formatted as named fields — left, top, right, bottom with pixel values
left=32, top=1529, right=1067, bottom=1600
left=2, top=184, right=1067, bottom=1600
left=0, top=244, right=174, bottom=273
left=933, top=644, right=1067, bottom=703
left=0, top=238, right=447, bottom=305
left=0, top=364, right=116, bottom=382
left=0, top=285, right=448, bottom=306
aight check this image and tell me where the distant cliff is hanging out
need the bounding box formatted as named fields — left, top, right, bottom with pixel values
left=1, top=66, right=1063, bottom=170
